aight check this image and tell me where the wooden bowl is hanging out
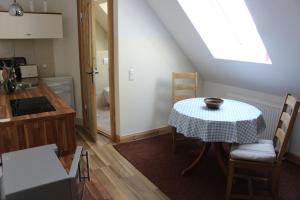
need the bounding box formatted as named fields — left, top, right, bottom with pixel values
left=204, top=97, right=224, bottom=109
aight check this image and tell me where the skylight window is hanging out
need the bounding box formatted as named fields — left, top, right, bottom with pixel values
left=177, top=0, right=272, bottom=64
left=99, top=2, right=108, bottom=14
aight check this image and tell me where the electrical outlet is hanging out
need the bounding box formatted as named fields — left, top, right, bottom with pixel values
left=129, top=68, right=134, bottom=81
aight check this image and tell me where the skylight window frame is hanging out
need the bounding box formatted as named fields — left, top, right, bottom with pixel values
left=177, top=0, right=272, bottom=64
left=99, top=2, right=108, bottom=14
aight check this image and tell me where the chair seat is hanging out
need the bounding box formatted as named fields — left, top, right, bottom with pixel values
left=230, top=140, right=276, bottom=163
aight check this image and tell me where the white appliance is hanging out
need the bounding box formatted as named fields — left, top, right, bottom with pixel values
left=20, top=65, right=38, bottom=78
left=0, top=70, right=3, bottom=81
left=42, top=77, right=75, bottom=109
left=103, top=87, right=110, bottom=105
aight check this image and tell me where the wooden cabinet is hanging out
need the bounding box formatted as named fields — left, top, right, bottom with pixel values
left=0, top=80, right=76, bottom=155
left=0, top=116, right=75, bottom=155
left=0, top=12, right=63, bottom=39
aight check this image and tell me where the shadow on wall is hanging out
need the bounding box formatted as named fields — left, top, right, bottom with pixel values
left=152, top=78, right=173, bottom=128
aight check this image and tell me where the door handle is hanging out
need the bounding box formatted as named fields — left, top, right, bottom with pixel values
left=86, top=68, right=99, bottom=84
left=86, top=68, right=99, bottom=74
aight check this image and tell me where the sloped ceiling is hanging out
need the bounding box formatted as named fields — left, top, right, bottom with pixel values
left=146, top=0, right=300, bottom=97
left=94, top=0, right=108, bottom=32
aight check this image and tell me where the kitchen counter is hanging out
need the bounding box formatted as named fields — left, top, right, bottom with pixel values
left=0, top=79, right=75, bottom=123
left=0, top=78, right=76, bottom=155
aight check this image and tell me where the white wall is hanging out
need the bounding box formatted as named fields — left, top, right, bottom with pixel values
left=203, top=81, right=300, bottom=156
left=95, top=22, right=109, bottom=108
left=96, top=23, right=108, bottom=52
left=95, top=50, right=109, bottom=108
left=0, top=39, right=55, bottom=77
left=116, top=0, right=199, bottom=135
left=51, top=0, right=82, bottom=120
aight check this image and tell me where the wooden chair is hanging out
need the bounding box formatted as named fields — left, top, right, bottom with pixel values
left=171, top=72, right=198, bottom=151
left=60, top=146, right=91, bottom=200
left=172, top=72, right=198, bottom=104
left=225, top=94, right=300, bottom=200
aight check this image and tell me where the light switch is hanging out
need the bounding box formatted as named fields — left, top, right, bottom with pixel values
left=129, top=69, right=134, bottom=81
left=103, top=57, right=109, bottom=65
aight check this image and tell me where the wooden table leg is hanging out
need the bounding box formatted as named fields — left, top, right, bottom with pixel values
left=182, top=142, right=210, bottom=176
left=213, top=143, right=228, bottom=177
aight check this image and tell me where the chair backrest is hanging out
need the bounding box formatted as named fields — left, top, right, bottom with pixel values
left=172, top=72, right=198, bottom=104
left=69, top=146, right=83, bottom=178
left=68, top=146, right=85, bottom=200
left=273, top=94, right=300, bottom=161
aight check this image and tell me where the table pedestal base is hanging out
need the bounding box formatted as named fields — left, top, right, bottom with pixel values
left=182, top=142, right=229, bottom=177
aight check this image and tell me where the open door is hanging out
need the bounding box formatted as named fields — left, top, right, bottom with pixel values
left=78, top=0, right=98, bottom=141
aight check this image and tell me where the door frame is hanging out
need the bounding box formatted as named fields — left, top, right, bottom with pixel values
left=77, top=0, right=117, bottom=142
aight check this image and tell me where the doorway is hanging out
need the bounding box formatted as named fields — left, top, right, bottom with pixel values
left=94, top=0, right=111, bottom=136
left=77, top=0, right=116, bottom=141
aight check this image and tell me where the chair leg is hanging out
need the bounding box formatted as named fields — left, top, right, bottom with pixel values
left=171, top=127, right=176, bottom=153
left=225, top=161, right=235, bottom=200
left=271, top=164, right=281, bottom=200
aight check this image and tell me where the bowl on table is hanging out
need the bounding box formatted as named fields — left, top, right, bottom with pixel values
left=204, top=97, right=224, bottom=109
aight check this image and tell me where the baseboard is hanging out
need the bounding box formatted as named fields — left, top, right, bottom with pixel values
left=286, top=152, right=300, bottom=165
left=97, top=128, right=111, bottom=139
left=116, top=126, right=172, bottom=143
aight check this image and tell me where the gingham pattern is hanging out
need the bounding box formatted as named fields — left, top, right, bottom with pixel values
left=168, top=98, right=266, bottom=144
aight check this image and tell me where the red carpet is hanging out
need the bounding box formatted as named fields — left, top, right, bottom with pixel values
left=114, top=134, right=300, bottom=200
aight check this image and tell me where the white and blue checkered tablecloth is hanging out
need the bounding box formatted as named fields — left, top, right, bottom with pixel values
left=168, top=98, right=266, bottom=144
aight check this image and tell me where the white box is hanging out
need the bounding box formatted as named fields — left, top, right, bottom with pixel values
left=20, top=65, right=38, bottom=78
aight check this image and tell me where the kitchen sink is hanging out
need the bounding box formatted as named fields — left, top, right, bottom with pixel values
left=10, top=96, right=56, bottom=117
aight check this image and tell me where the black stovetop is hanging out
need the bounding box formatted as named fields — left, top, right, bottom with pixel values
left=10, top=96, right=56, bottom=117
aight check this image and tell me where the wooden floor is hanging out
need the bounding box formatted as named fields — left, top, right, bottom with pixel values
left=76, top=128, right=169, bottom=200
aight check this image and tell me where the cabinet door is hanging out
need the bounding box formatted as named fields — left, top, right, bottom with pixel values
left=55, top=116, right=76, bottom=155
left=0, top=12, right=63, bottom=39
left=24, top=121, right=48, bottom=148
left=0, top=126, right=20, bottom=153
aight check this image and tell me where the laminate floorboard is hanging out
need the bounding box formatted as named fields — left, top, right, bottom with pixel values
left=74, top=128, right=169, bottom=200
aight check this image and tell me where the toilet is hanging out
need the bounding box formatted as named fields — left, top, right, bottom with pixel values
left=103, top=87, right=110, bottom=105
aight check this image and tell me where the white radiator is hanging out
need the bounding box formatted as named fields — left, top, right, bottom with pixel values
left=226, top=93, right=281, bottom=139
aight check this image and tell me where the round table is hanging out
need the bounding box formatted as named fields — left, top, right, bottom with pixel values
left=169, top=98, right=266, bottom=144
left=168, top=98, right=266, bottom=175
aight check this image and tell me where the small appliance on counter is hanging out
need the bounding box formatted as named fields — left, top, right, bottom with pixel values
left=0, top=57, right=26, bottom=81
left=0, top=57, right=38, bottom=80
left=0, top=69, right=3, bottom=82
left=19, top=65, right=38, bottom=78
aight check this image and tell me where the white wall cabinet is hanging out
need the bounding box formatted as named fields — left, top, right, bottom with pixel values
left=0, top=12, right=63, bottom=39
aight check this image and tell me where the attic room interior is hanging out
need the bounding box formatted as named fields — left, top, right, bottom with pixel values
left=0, top=0, right=300, bottom=199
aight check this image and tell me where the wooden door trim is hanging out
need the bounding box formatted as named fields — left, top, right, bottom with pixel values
left=77, top=0, right=87, bottom=128
left=77, top=0, right=117, bottom=142
left=107, top=0, right=117, bottom=142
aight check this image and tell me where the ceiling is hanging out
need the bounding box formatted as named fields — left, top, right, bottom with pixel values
left=94, top=0, right=108, bottom=32
left=146, top=0, right=300, bottom=98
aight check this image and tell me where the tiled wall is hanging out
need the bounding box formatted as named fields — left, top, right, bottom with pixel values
left=0, top=40, right=55, bottom=78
